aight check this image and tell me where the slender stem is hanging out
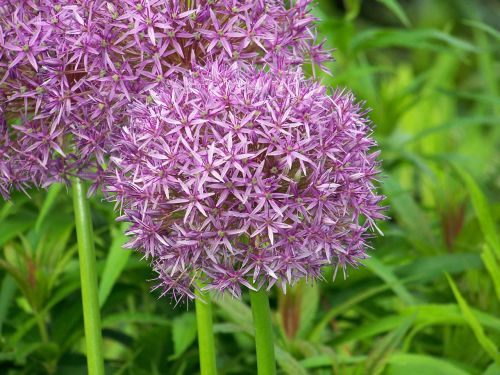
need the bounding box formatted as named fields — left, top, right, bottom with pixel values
left=195, top=289, right=217, bottom=375
left=36, top=312, right=49, bottom=343
left=250, top=289, right=276, bottom=375
left=72, top=178, right=105, bottom=375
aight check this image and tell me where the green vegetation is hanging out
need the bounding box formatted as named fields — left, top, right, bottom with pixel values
left=0, top=0, right=498, bottom=374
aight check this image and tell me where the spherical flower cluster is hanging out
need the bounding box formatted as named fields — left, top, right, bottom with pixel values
left=0, top=0, right=330, bottom=198
left=104, top=61, right=385, bottom=302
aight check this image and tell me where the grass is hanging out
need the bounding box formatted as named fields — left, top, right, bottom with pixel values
left=0, top=0, right=499, bottom=374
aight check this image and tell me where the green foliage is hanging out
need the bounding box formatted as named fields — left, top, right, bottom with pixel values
left=98, top=223, right=131, bottom=307
left=171, top=313, right=197, bottom=360
left=1, top=0, right=499, bottom=374
left=447, top=275, right=500, bottom=364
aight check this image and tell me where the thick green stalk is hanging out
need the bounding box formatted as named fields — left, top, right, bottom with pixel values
left=250, top=289, right=276, bottom=375
left=195, top=289, right=217, bottom=375
left=72, top=178, right=105, bottom=375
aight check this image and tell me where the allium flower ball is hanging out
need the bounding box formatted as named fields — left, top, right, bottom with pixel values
left=0, top=0, right=330, bottom=198
left=104, top=61, right=386, bottom=302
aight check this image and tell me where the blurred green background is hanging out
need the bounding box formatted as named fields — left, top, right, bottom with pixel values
left=1, top=0, right=499, bottom=374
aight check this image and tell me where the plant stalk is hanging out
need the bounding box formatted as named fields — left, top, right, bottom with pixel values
left=72, top=178, right=105, bottom=375
left=250, top=289, right=276, bottom=375
left=195, top=288, right=217, bottom=375
left=36, top=312, right=49, bottom=343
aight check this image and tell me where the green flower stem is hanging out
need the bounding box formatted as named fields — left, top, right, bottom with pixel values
left=250, top=289, right=276, bottom=375
left=195, top=288, right=217, bottom=375
left=72, top=178, right=105, bottom=375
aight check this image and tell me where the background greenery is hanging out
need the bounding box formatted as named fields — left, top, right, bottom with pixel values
left=1, top=0, right=499, bottom=374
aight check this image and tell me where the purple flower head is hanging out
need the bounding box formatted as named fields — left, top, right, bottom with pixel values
left=104, top=60, right=386, bottom=302
left=0, top=0, right=330, bottom=198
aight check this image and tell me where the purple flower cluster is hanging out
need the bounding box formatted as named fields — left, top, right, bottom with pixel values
left=0, top=0, right=329, bottom=198
left=1, top=0, right=385, bottom=301
left=104, top=61, right=385, bottom=302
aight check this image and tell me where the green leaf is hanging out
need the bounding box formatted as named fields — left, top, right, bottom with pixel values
left=35, top=183, right=63, bottom=233
left=300, top=354, right=366, bottom=368
left=332, top=314, right=410, bottom=345
left=365, top=316, right=414, bottom=375
left=464, top=20, right=500, bottom=41
left=343, top=0, right=362, bottom=21
left=383, top=175, right=439, bottom=252
left=332, top=303, right=500, bottom=345
left=399, top=301, right=500, bottom=353
left=484, top=363, right=500, bottom=375
left=213, top=322, right=248, bottom=334
left=0, top=274, right=17, bottom=335
left=102, top=312, right=170, bottom=327
left=436, top=88, right=500, bottom=106
left=0, top=214, right=36, bottom=247
left=447, top=275, right=500, bottom=363
left=213, top=295, right=253, bottom=334
left=99, top=223, right=131, bottom=307
left=403, top=304, right=500, bottom=332
left=364, top=256, right=415, bottom=305
left=351, top=28, right=478, bottom=53
left=0, top=201, right=14, bottom=222
left=275, top=346, right=309, bottom=375
left=387, top=353, right=470, bottom=375
left=377, top=0, right=411, bottom=27
left=297, top=283, right=320, bottom=338
left=481, top=245, right=500, bottom=301
left=396, top=252, right=482, bottom=282
left=401, top=116, right=500, bottom=145
left=11, top=277, right=81, bottom=345
left=309, top=283, right=393, bottom=342
left=170, top=312, right=197, bottom=359
left=454, top=164, right=500, bottom=257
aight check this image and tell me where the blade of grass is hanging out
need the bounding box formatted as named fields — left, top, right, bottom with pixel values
left=464, top=20, right=500, bottom=41
left=275, top=346, right=308, bottom=375
left=395, top=252, right=482, bottom=282
left=297, top=283, right=320, bottom=339
left=102, top=312, right=170, bottom=327
left=309, top=283, right=393, bottom=342
left=484, top=363, right=500, bottom=375
left=453, top=164, right=500, bottom=256
left=364, top=256, right=415, bottom=305
left=171, top=312, right=198, bottom=360
left=0, top=214, right=36, bottom=247
left=377, top=0, right=410, bottom=27
left=365, top=316, right=414, bottom=375
left=343, top=0, right=362, bottom=21
left=0, top=201, right=14, bottom=222
left=0, top=274, right=16, bottom=335
left=446, top=274, right=500, bottom=363
left=300, top=354, right=366, bottom=368
left=481, top=245, right=500, bottom=301
left=35, top=183, right=63, bottom=233
left=98, top=223, right=131, bottom=307
left=387, top=353, right=470, bottom=375
left=214, top=296, right=253, bottom=333
left=383, top=175, right=439, bottom=252
left=331, top=303, right=500, bottom=345
left=351, top=28, right=478, bottom=53
left=400, top=116, right=500, bottom=145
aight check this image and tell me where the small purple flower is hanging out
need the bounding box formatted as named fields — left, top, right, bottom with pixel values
left=104, top=61, right=386, bottom=301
